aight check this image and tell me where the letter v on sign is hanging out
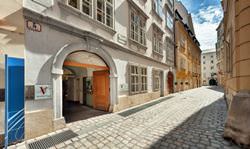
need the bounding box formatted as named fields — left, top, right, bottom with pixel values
left=40, top=87, right=48, bottom=95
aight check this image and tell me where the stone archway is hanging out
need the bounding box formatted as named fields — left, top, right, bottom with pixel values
left=51, top=40, right=118, bottom=127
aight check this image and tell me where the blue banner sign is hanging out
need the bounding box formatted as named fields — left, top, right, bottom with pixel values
left=4, top=56, right=25, bottom=148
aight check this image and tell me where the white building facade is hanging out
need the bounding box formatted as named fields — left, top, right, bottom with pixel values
left=201, top=49, right=218, bottom=85
left=0, top=0, right=177, bottom=141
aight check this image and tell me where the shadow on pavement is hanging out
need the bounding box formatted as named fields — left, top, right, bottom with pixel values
left=149, top=98, right=241, bottom=149
left=207, top=86, right=225, bottom=93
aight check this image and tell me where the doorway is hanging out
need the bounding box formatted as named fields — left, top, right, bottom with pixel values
left=62, top=51, right=110, bottom=123
left=167, top=71, right=174, bottom=93
left=160, top=71, right=164, bottom=97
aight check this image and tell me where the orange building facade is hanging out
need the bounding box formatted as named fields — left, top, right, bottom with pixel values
left=174, top=10, right=201, bottom=92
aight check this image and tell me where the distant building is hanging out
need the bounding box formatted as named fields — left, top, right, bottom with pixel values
left=174, top=1, right=201, bottom=92
left=201, top=49, right=218, bottom=86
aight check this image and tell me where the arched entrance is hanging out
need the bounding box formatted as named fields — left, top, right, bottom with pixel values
left=167, top=71, right=174, bottom=93
left=62, top=51, right=110, bottom=123
left=51, top=41, right=118, bottom=124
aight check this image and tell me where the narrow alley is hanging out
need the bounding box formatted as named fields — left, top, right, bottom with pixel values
left=12, top=87, right=240, bottom=149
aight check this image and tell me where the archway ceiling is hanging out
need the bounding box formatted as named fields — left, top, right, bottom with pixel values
left=65, top=51, right=107, bottom=67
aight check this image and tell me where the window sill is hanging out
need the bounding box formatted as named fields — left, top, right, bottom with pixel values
left=151, top=10, right=163, bottom=22
left=165, top=26, right=174, bottom=34
left=58, top=1, right=116, bottom=35
left=130, top=91, right=148, bottom=96
left=153, top=50, right=163, bottom=57
left=129, top=38, right=148, bottom=50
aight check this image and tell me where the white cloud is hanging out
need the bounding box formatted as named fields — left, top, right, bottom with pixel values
left=192, top=5, right=223, bottom=50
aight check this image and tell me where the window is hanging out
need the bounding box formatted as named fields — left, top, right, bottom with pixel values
left=153, top=28, right=163, bottom=54
left=97, top=0, right=105, bottom=23
left=106, top=0, right=113, bottom=27
left=203, top=56, right=205, bottom=59
left=166, top=11, right=173, bottom=30
left=129, top=65, right=148, bottom=94
left=141, top=67, right=147, bottom=92
left=68, top=0, right=113, bottom=27
left=153, top=70, right=160, bottom=91
left=180, top=36, right=185, bottom=48
left=152, top=0, right=164, bottom=18
left=211, top=66, right=214, bottom=70
left=69, top=0, right=78, bottom=8
left=211, top=60, right=214, bottom=64
left=211, top=55, right=213, bottom=58
left=167, top=0, right=173, bottom=8
left=203, top=61, right=205, bottom=64
left=68, top=0, right=93, bottom=16
left=96, top=0, right=114, bottom=27
left=130, top=9, right=146, bottom=45
left=180, top=58, right=186, bottom=69
left=82, top=0, right=92, bottom=16
left=203, top=67, right=206, bottom=70
left=130, top=65, right=140, bottom=94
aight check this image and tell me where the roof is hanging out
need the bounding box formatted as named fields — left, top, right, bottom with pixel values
left=202, top=49, right=216, bottom=54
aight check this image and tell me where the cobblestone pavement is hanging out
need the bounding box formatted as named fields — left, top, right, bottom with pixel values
left=12, top=87, right=241, bottom=149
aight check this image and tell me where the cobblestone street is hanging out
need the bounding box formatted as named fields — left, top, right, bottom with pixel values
left=13, top=87, right=241, bottom=149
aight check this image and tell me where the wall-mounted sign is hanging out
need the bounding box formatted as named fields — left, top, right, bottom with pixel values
left=26, top=20, right=42, bottom=32
left=35, top=85, right=52, bottom=100
left=117, top=34, right=127, bottom=45
left=119, top=83, right=128, bottom=91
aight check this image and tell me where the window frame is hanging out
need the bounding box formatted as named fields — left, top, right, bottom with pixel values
left=140, top=67, right=148, bottom=92
left=152, top=0, right=164, bottom=19
left=68, top=0, right=94, bottom=17
left=130, top=65, right=140, bottom=94
left=152, top=28, right=163, bottom=55
left=166, top=10, right=173, bottom=31
left=96, top=0, right=114, bottom=28
left=152, top=70, right=160, bottom=91
left=130, top=8, right=147, bottom=46
left=82, top=0, right=93, bottom=17
left=129, top=64, right=148, bottom=95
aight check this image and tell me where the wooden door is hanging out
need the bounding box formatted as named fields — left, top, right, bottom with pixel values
left=93, top=70, right=110, bottom=111
left=168, top=72, right=174, bottom=93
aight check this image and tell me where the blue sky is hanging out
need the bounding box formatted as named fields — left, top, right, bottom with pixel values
left=179, top=0, right=223, bottom=50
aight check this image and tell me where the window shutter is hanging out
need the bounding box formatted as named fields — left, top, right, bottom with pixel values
left=128, top=64, right=132, bottom=95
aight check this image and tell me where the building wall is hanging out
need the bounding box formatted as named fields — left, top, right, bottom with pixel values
left=0, top=0, right=25, bottom=145
left=175, top=21, right=201, bottom=91
left=201, top=50, right=217, bottom=85
left=216, top=20, right=225, bottom=87
left=222, top=0, right=250, bottom=145
left=174, top=4, right=201, bottom=92
left=18, top=0, right=177, bottom=140
left=174, top=1, right=195, bottom=35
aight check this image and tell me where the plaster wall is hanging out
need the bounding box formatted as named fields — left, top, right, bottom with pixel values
left=20, top=0, right=176, bottom=140
left=23, top=0, right=174, bottom=65
left=223, top=0, right=250, bottom=145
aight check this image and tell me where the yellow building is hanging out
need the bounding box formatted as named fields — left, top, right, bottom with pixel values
left=174, top=10, right=201, bottom=92
left=221, top=0, right=250, bottom=146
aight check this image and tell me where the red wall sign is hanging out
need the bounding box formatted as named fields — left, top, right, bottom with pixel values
left=26, top=20, right=42, bottom=32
